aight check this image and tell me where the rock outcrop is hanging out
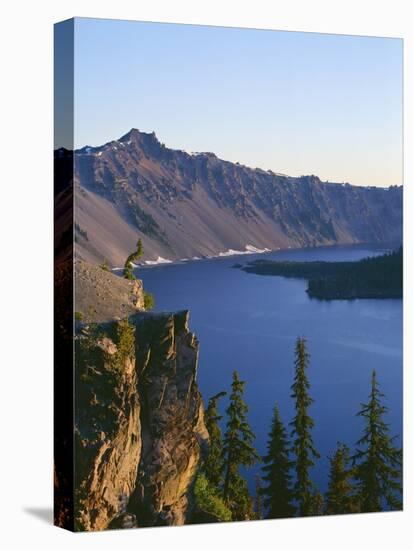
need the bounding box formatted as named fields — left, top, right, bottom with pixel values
left=129, top=311, right=209, bottom=526
left=74, top=260, right=145, bottom=322
left=74, top=323, right=142, bottom=531
left=74, top=310, right=208, bottom=531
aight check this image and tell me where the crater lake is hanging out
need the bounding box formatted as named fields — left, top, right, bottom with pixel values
left=134, top=243, right=403, bottom=494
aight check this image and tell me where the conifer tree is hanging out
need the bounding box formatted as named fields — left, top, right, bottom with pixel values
left=353, top=370, right=402, bottom=512
left=203, top=391, right=227, bottom=488
left=261, top=404, right=295, bottom=518
left=222, top=371, right=259, bottom=520
left=311, top=491, right=325, bottom=515
left=124, top=238, right=144, bottom=280
left=136, top=238, right=143, bottom=258
left=254, top=474, right=264, bottom=520
left=325, top=443, right=357, bottom=515
left=290, top=337, right=320, bottom=516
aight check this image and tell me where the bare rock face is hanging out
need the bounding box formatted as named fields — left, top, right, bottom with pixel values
left=129, top=311, right=209, bottom=526
left=74, top=325, right=142, bottom=531
left=73, top=310, right=208, bottom=531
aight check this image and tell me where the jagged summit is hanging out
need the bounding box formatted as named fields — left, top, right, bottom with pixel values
left=119, top=128, right=159, bottom=143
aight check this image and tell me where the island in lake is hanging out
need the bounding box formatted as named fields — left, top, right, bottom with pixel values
left=240, top=247, right=402, bottom=300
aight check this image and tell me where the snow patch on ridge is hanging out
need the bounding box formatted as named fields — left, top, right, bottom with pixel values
left=216, top=244, right=271, bottom=258
left=145, top=256, right=173, bottom=265
left=245, top=244, right=271, bottom=253
left=112, top=246, right=272, bottom=272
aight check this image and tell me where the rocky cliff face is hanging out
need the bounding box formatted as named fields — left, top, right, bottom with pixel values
left=74, top=327, right=142, bottom=531
left=74, top=310, right=208, bottom=531
left=69, top=129, right=402, bottom=266
left=129, top=311, right=208, bottom=527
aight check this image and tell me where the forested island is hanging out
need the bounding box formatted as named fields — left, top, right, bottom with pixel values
left=241, top=248, right=402, bottom=300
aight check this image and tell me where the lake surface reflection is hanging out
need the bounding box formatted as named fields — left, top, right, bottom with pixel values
left=136, top=244, right=403, bottom=493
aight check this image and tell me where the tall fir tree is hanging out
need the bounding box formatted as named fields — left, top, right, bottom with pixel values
left=261, top=404, right=295, bottom=518
left=254, top=475, right=264, bottom=520
left=203, top=391, right=227, bottom=489
left=325, top=443, right=358, bottom=515
left=353, top=370, right=402, bottom=512
left=290, top=337, right=320, bottom=516
left=222, top=370, right=259, bottom=520
left=311, top=491, right=325, bottom=516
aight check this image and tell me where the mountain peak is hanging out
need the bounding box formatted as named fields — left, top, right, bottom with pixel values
left=119, top=128, right=159, bottom=144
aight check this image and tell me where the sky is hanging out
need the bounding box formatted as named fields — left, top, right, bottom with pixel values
left=72, top=18, right=403, bottom=187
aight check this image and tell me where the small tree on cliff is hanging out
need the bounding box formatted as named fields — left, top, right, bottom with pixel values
left=353, top=370, right=402, bottom=512
left=261, top=404, right=295, bottom=518
left=203, top=391, right=227, bottom=489
left=222, top=370, right=259, bottom=520
left=325, top=443, right=357, bottom=515
left=124, top=238, right=144, bottom=280
left=136, top=238, right=143, bottom=258
left=290, top=337, right=320, bottom=516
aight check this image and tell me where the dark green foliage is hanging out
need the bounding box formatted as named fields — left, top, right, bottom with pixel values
left=194, top=474, right=232, bottom=522
left=311, top=491, right=324, bottom=515
left=86, top=322, right=101, bottom=339
left=224, top=473, right=255, bottom=521
left=222, top=371, right=259, bottom=520
left=123, top=265, right=135, bottom=280
left=261, top=404, right=295, bottom=518
left=74, top=311, right=83, bottom=322
left=325, top=443, right=358, bottom=515
left=100, top=259, right=110, bottom=271
left=353, top=370, right=402, bottom=512
left=307, top=248, right=402, bottom=299
left=254, top=475, right=264, bottom=520
left=290, top=337, right=320, bottom=516
left=143, top=291, right=155, bottom=311
left=87, top=305, right=97, bottom=319
left=203, top=391, right=227, bottom=488
left=243, top=247, right=403, bottom=300
left=136, top=238, right=144, bottom=258
left=111, top=319, right=135, bottom=372
left=126, top=269, right=137, bottom=281
left=123, top=238, right=145, bottom=280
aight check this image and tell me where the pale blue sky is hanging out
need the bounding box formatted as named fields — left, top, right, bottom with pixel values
left=73, top=18, right=402, bottom=187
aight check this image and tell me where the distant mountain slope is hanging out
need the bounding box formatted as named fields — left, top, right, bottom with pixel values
left=67, top=129, right=402, bottom=266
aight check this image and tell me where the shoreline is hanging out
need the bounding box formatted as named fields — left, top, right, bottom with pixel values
left=111, top=241, right=400, bottom=273
left=111, top=244, right=277, bottom=272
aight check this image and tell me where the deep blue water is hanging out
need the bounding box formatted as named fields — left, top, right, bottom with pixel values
left=134, top=244, right=403, bottom=495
